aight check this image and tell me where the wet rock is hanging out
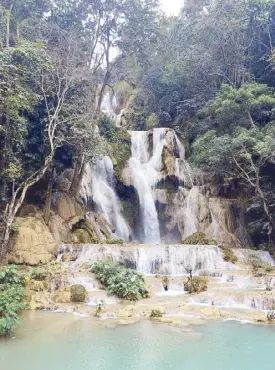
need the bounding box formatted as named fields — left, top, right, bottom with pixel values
left=53, top=288, right=71, bottom=303
left=61, top=252, right=77, bottom=263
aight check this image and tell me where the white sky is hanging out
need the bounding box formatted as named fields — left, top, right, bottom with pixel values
left=160, top=0, right=185, bottom=16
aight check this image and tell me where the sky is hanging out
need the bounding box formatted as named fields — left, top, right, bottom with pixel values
left=160, top=0, right=185, bottom=16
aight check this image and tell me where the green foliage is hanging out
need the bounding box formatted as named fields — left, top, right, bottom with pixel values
left=0, top=265, right=26, bottom=337
left=182, top=232, right=214, bottom=245
left=98, top=114, right=117, bottom=141
left=219, top=246, right=238, bottom=264
left=150, top=309, right=163, bottom=318
left=145, top=113, right=158, bottom=129
left=70, top=284, right=87, bottom=303
left=106, top=238, right=124, bottom=245
left=184, top=276, right=208, bottom=294
left=90, top=261, right=149, bottom=301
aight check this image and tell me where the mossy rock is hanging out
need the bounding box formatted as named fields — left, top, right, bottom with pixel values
left=150, top=309, right=163, bottom=319
left=70, top=284, right=87, bottom=302
left=106, top=238, right=124, bottom=245
left=72, top=229, right=91, bottom=244
left=53, top=288, right=71, bottom=303
left=61, top=252, right=77, bottom=263
left=182, top=232, right=215, bottom=245
left=184, top=277, right=208, bottom=294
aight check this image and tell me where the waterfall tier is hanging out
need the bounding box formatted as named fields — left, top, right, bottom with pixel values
left=63, top=244, right=235, bottom=276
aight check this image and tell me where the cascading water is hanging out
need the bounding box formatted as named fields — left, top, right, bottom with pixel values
left=129, top=130, right=164, bottom=243
left=68, top=244, right=234, bottom=276
left=91, top=156, right=130, bottom=241
left=128, top=128, right=189, bottom=243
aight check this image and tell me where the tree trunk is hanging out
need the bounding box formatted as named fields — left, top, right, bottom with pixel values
left=16, top=22, right=21, bottom=43
left=74, top=162, right=86, bottom=196
left=0, top=153, right=53, bottom=257
left=44, top=168, right=54, bottom=225
left=69, top=150, right=84, bottom=195
left=247, top=109, right=256, bottom=128
left=94, top=70, right=111, bottom=121
left=254, top=171, right=274, bottom=245
left=6, top=4, right=13, bottom=49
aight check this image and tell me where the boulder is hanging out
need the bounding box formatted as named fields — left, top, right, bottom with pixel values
left=48, top=214, right=72, bottom=244
left=53, top=288, right=71, bottom=303
left=70, top=284, right=87, bottom=302
left=72, top=229, right=91, bottom=244
left=53, top=193, right=84, bottom=221
left=55, top=169, right=74, bottom=192
left=9, top=217, right=57, bottom=265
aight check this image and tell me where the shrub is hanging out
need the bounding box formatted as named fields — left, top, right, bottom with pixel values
left=70, top=284, right=87, bottom=302
left=267, top=310, right=275, bottom=322
left=0, top=265, right=26, bottom=337
left=90, top=261, right=149, bottom=301
left=150, top=309, right=163, bottom=318
left=182, top=232, right=214, bottom=245
left=184, top=276, right=208, bottom=294
left=31, top=268, right=48, bottom=281
left=247, top=253, right=272, bottom=276
left=219, top=245, right=238, bottom=264
left=106, top=238, right=124, bottom=245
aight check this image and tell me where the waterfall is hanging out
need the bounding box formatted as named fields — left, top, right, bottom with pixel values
left=129, top=130, right=164, bottom=243
left=69, top=244, right=234, bottom=276
left=91, top=156, right=130, bottom=241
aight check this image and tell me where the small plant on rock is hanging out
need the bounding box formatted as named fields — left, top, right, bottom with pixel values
left=181, top=232, right=214, bottom=245
left=150, top=309, right=163, bottom=318
left=95, top=300, right=105, bottom=318
left=248, top=253, right=272, bottom=277
left=106, top=238, right=124, bottom=245
left=184, top=276, right=208, bottom=294
left=219, top=245, right=238, bottom=264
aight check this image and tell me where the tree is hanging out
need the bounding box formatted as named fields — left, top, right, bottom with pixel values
left=192, top=125, right=275, bottom=244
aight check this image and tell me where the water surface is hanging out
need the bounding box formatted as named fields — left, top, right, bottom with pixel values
left=1, top=312, right=275, bottom=370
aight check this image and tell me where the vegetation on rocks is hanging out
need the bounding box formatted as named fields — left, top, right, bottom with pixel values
left=90, top=261, right=149, bottom=301
left=0, top=265, right=26, bottom=337
left=182, top=232, right=213, bottom=245
left=247, top=254, right=273, bottom=276
left=105, top=238, right=124, bottom=245
left=220, top=246, right=238, bottom=264
left=184, top=276, right=208, bottom=294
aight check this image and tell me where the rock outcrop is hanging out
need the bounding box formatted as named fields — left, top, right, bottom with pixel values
left=9, top=217, right=57, bottom=265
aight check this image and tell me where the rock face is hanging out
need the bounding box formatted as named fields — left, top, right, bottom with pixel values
left=53, top=193, right=85, bottom=221
left=9, top=217, right=57, bottom=265
left=119, top=128, right=250, bottom=246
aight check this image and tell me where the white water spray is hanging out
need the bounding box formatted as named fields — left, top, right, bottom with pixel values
left=92, top=156, right=130, bottom=241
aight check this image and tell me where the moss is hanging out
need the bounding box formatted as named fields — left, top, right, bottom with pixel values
left=112, top=131, right=132, bottom=181
left=184, top=276, right=208, bottom=294
left=150, top=309, right=163, bottom=318
left=105, top=238, right=124, bottom=245
left=70, top=284, right=87, bottom=302
left=220, top=245, right=238, bottom=264
left=182, top=232, right=215, bottom=245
